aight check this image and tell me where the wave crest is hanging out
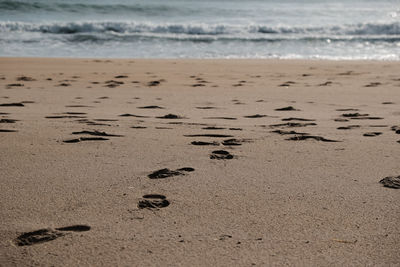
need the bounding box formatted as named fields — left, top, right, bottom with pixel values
left=1, top=21, right=400, bottom=37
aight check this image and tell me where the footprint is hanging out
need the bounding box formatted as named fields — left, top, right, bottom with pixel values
left=202, top=126, right=226, bottom=130
left=57, top=83, right=71, bottom=87
left=271, top=130, right=308, bottom=135
left=222, top=139, right=243, bottom=146
left=342, top=113, right=383, bottom=120
left=279, top=81, right=295, bottom=87
left=156, top=114, right=184, bottom=119
left=191, top=141, right=219, bottom=146
left=46, top=115, right=86, bottom=119
left=337, top=125, right=360, bottom=130
left=269, top=122, right=317, bottom=128
left=55, top=225, right=91, bottom=232
left=204, top=117, right=237, bottom=120
left=334, top=118, right=349, bottom=122
left=119, top=113, right=150, bottom=118
left=210, top=150, right=234, bottom=160
left=281, top=117, right=315, bottom=122
left=6, top=83, right=24, bottom=88
left=147, top=80, right=161, bottom=86
left=196, top=106, right=217, bottom=109
left=391, top=126, right=400, bottom=134
left=15, top=229, right=64, bottom=246
left=148, top=167, right=194, bottom=179
left=0, top=119, right=18, bottom=123
left=14, top=225, right=90, bottom=246
left=138, top=194, right=170, bottom=209
left=286, top=135, right=340, bottom=142
left=244, top=114, right=269, bottom=118
left=364, top=82, right=381, bottom=87
left=65, top=105, right=93, bottom=108
left=93, top=119, right=118, bottom=122
left=318, top=81, right=332, bottom=86
left=363, top=132, right=382, bottom=137
left=72, top=130, right=123, bottom=137
left=138, top=105, right=164, bottom=109
left=16, top=76, right=35, bottom=81
left=63, top=137, right=109, bottom=143
left=379, top=176, right=400, bottom=189
left=63, top=112, right=87, bottom=115
left=0, top=102, right=24, bottom=107
left=342, top=113, right=368, bottom=118
left=275, top=106, right=299, bottom=111
left=336, top=108, right=359, bottom=111
left=184, top=134, right=233, bottom=138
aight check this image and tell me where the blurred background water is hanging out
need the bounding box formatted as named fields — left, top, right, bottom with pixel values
left=1, top=0, right=399, bottom=59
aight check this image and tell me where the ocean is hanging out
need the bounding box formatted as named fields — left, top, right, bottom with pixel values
left=0, top=0, right=399, bottom=59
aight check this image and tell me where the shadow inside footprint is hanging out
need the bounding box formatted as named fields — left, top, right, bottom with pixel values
left=138, top=194, right=170, bottom=209
left=15, top=229, right=64, bottom=246
left=55, top=225, right=91, bottom=232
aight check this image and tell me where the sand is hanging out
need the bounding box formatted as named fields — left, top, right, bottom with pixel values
left=0, top=58, right=399, bottom=266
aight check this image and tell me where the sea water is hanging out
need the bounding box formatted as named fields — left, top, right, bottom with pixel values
left=0, top=0, right=399, bottom=59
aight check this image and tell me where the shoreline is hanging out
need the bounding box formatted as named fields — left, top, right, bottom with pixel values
left=2, top=56, right=400, bottom=62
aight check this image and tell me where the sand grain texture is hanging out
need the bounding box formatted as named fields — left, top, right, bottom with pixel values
left=0, top=58, right=399, bottom=266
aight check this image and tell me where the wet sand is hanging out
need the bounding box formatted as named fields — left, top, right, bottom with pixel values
left=0, top=58, right=399, bottom=266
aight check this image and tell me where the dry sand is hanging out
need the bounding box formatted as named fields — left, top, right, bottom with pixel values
left=0, top=58, right=399, bottom=266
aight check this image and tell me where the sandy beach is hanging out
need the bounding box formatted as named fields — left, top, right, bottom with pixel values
left=0, top=58, right=399, bottom=266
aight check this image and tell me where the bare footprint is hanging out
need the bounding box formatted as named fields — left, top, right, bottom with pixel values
left=210, top=150, right=234, bottom=160
left=15, top=225, right=90, bottom=246
left=379, top=176, right=400, bottom=189
left=138, top=194, right=170, bottom=209
left=148, top=167, right=194, bottom=179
